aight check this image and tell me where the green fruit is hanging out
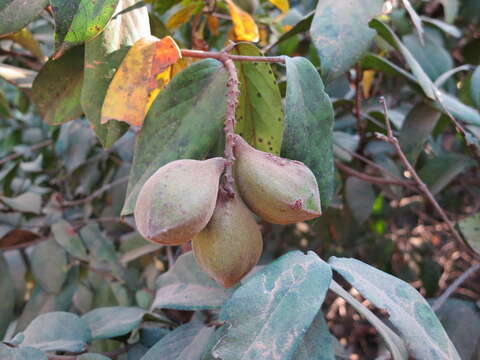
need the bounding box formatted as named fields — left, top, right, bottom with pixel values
left=233, top=135, right=321, bottom=224
left=134, top=158, right=225, bottom=245
left=192, top=193, right=263, bottom=288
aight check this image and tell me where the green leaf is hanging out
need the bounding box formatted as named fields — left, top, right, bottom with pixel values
left=268, top=11, right=314, bottom=51
left=435, top=298, right=480, bottom=360
left=399, top=102, right=440, bottom=165
left=283, top=56, right=334, bottom=207
left=0, top=252, right=15, bottom=338
left=152, top=252, right=234, bottom=310
left=213, top=251, right=332, bottom=360
left=369, top=19, right=436, bottom=99
left=310, top=0, right=384, bottom=82
left=329, top=257, right=461, bottom=360
left=52, top=220, right=89, bottom=261
left=471, top=66, right=480, bottom=108
left=0, top=192, right=41, bottom=214
left=15, top=268, right=79, bottom=332
left=418, top=153, right=474, bottom=194
left=420, top=17, right=461, bottom=38
left=50, top=0, right=120, bottom=56
left=403, top=33, right=453, bottom=81
left=0, top=343, right=47, bottom=360
left=293, top=311, right=335, bottom=360
left=345, top=177, right=375, bottom=224
left=78, top=354, right=111, bottom=360
left=141, top=322, right=214, bottom=360
left=333, top=131, right=360, bottom=162
left=400, top=0, right=424, bottom=44
left=22, top=311, right=92, bottom=352
left=329, top=280, right=408, bottom=360
left=439, top=0, right=459, bottom=23
left=82, top=306, right=145, bottom=339
left=121, top=59, right=228, bottom=216
left=81, top=0, right=150, bottom=148
left=0, top=90, right=11, bottom=117
left=232, top=43, right=284, bottom=155
left=458, top=212, right=480, bottom=254
left=31, top=238, right=68, bottom=294
left=32, top=46, right=84, bottom=125
left=0, top=0, right=48, bottom=36
left=438, top=92, right=480, bottom=126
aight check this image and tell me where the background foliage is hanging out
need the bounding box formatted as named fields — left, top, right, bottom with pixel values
left=1, top=0, right=480, bottom=359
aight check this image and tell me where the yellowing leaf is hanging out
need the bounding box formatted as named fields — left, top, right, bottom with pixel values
left=207, top=15, right=220, bottom=36
left=267, top=0, right=289, bottom=13
left=166, top=3, right=199, bottom=30
left=101, top=35, right=181, bottom=127
left=226, top=0, right=259, bottom=42
left=362, top=70, right=376, bottom=98
left=4, top=28, right=44, bottom=61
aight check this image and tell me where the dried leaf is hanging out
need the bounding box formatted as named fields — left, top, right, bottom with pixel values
left=4, top=28, right=44, bottom=60
left=101, top=36, right=182, bottom=127
left=362, top=70, right=375, bottom=98
left=226, top=0, right=259, bottom=42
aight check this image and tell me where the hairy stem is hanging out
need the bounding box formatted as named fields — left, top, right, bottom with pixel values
left=220, top=55, right=240, bottom=197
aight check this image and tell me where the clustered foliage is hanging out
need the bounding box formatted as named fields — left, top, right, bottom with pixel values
left=0, top=0, right=480, bottom=359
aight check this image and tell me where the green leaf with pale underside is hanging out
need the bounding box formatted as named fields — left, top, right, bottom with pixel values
left=310, top=0, right=384, bottom=82
left=329, top=257, right=461, bottom=360
left=212, top=251, right=332, bottom=360
left=283, top=56, right=334, bottom=207
left=121, top=59, right=228, bottom=215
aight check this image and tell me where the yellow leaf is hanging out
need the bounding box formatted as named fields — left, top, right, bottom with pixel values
left=166, top=3, right=199, bottom=30
left=267, top=0, right=289, bottom=13
left=226, top=0, right=259, bottom=42
left=4, top=28, right=44, bottom=61
left=362, top=70, right=376, bottom=98
left=101, top=36, right=182, bottom=127
left=145, top=57, right=193, bottom=113
left=207, top=15, right=220, bottom=36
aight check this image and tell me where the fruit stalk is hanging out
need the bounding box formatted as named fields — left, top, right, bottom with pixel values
left=220, top=54, right=240, bottom=198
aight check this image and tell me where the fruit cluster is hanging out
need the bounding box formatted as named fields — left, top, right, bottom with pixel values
left=134, top=135, right=321, bottom=287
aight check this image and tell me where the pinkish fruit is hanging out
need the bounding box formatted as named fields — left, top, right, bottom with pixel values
left=134, top=158, right=225, bottom=245
left=192, top=193, right=263, bottom=288
left=233, top=135, right=321, bottom=224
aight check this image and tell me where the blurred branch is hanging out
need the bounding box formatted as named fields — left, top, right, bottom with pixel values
left=0, top=49, right=43, bottom=71
left=0, top=139, right=52, bottom=166
left=335, top=160, right=413, bottom=187
left=61, top=176, right=129, bottom=207
left=432, top=263, right=480, bottom=311
left=375, top=97, right=477, bottom=258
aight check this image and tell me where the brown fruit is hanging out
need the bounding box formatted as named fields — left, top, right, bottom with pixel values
left=134, top=158, right=225, bottom=245
left=233, top=135, right=321, bottom=224
left=192, top=193, right=263, bottom=288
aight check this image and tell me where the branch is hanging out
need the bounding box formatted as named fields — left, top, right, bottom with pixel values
left=219, top=54, right=240, bottom=197
left=61, top=176, right=129, bottom=207
left=376, top=97, right=477, bottom=258
left=0, top=139, right=52, bottom=166
left=432, top=263, right=480, bottom=311
left=335, top=160, right=413, bottom=187
left=181, top=49, right=286, bottom=64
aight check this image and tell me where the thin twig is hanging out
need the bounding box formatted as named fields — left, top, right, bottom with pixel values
left=354, top=64, right=364, bottom=139
left=61, top=176, right=129, bottom=207
left=335, top=160, right=413, bottom=187
left=181, top=49, right=285, bottom=64
left=0, top=139, right=52, bottom=166
left=432, top=263, right=480, bottom=311
left=375, top=97, right=476, bottom=257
